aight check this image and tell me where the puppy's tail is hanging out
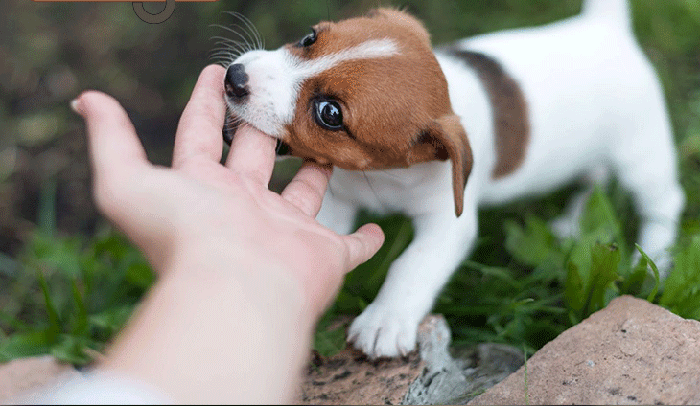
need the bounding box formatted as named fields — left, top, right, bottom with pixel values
left=581, top=0, right=632, bottom=30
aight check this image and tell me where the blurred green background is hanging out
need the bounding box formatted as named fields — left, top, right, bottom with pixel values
left=1, top=0, right=699, bottom=363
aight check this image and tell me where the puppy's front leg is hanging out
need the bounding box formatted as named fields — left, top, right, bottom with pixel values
left=316, top=189, right=360, bottom=236
left=348, top=208, right=478, bottom=358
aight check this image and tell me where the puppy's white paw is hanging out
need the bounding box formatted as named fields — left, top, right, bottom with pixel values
left=347, top=303, right=419, bottom=359
left=549, top=214, right=580, bottom=239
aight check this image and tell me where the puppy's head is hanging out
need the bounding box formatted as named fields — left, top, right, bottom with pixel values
left=224, top=8, right=472, bottom=216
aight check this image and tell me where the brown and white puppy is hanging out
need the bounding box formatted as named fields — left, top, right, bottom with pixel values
left=222, top=0, right=685, bottom=358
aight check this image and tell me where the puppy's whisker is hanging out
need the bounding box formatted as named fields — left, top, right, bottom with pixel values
left=210, top=47, right=245, bottom=59
left=212, top=37, right=254, bottom=47
left=208, top=52, right=238, bottom=67
left=211, top=24, right=257, bottom=53
left=211, top=36, right=250, bottom=48
left=223, top=11, right=264, bottom=50
left=208, top=55, right=235, bottom=67
left=208, top=47, right=239, bottom=56
left=235, top=12, right=264, bottom=50
left=227, top=24, right=258, bottom=52
left=226, top=21, right=261, bottom=52
left=210, top=44, right=247, bottom=57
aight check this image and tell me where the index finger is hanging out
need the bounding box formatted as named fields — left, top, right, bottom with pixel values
left=172, top=65, right=227, bottom=168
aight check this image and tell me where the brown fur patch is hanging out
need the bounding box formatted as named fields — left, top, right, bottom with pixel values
left=452, top=50, right=530, bottom=178
left=284, top=9, right=454, bottom=170
left=281, top=9, right=473, bottom=216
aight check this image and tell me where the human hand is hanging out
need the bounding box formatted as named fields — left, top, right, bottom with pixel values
left=71, top=64, right=384, bottom=316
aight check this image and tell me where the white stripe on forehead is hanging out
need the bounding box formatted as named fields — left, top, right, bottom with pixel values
left=275, top=38, right=400, bottom=124
left=229, top=38, right=400, bottom=136
left=291, top=38, right=400, bottom=79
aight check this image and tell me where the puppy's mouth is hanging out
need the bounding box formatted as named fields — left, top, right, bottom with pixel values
left=222, top=113, right=290, bottom=156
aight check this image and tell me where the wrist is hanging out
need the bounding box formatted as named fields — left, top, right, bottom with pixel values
left=103, top=252, right=316, bottom=403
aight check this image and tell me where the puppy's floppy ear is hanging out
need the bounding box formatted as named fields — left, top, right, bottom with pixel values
left=417, top=114, right=473, bottom=217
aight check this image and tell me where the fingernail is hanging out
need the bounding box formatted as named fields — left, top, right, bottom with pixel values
left=70, top=97, right=83, bottom=115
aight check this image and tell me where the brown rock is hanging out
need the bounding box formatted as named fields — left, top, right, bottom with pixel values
left=296, top=348, right=424, bottom=405
left=469, top=295, right=700, bottom=405
left=296, top=315, right=450, bottom=405
left=0, top=355, right=80, bottom=403
left=297, top=315, right=523, bottom=405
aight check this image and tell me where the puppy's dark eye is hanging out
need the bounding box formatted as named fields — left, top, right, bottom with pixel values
left=314, top=99, right=343, bottom=130
left=299, top=28, right=317, bottom=47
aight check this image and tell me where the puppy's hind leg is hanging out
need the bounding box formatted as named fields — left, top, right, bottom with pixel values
left=612, top=107, right=685, bottom=278
left=550, top=165, right=610, bottom=239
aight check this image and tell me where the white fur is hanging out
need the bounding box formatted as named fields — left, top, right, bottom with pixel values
left=318, top=0, right=685, bottom=358
left=229, top=0, right=685, bottom=359
left=228, top=39, right=399, bottom=136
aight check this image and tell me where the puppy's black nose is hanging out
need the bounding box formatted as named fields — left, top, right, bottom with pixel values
left=225, top=63, right=249, bottom=99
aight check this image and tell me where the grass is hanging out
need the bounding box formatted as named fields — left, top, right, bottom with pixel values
left=314, top=186, right=700, bottom=357
left=4, top=176, right=698, bottom=366
left=0, top=180, right=153, bottom=364
left=1, top=0, right=700, bottom=367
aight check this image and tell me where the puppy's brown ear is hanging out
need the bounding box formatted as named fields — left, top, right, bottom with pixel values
left=416, top=114, right=473, bottom=217
left=365, top=8, right=432, bottom=47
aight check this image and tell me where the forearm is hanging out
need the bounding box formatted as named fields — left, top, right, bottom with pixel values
left=100, top=256, right=314, bottom=404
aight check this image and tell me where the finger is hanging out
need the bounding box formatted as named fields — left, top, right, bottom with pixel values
left=225, top=124, right=276, bottom=187
left=281, top=161, right=332, bottom=216
left=342, top=223, right=385, bottom=271
left=73, top=91, right=150, bottom=181
left=172, top=65, right=227, bottom=168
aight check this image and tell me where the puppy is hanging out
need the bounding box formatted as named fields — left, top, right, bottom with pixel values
left=222, top=0, right=685, bottom=358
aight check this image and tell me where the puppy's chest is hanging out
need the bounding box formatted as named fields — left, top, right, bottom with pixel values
left=330, top=162, right=454, bottom=215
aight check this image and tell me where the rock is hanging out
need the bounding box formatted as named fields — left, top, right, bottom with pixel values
left=403, top=315, right=468, bottom=405
left=469, top=295, right=700, bottom=405
left=297, top=315, right=524, bottom=405
left=404, top=316, right=524, bottom=405
left=296, top=347, right=423, bottom=405
left=296, top=324, right=426, bottom=405
left=0, top=355, right=80, bottom=403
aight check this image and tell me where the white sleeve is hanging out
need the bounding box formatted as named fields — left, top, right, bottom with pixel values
left=15, top=370, right=173, bottom=405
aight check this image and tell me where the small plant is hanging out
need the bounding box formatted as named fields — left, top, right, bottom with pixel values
left=0, top=228, right=153, bottom=365
left=0, top=181, right=154, bottom=365
left=316, top=187, right=700, bottom=356
left=3, top=179, right=699, bottom=365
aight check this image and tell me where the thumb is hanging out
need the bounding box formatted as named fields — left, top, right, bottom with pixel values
left=72, top=91, right=151, bottom=219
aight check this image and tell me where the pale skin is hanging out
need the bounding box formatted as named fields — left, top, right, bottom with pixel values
left=70, top=64, right=385, bottom=403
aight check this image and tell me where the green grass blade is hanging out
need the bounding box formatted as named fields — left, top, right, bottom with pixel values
left=635, top=244, right=661, bottom=303
left=51, top=335, right=93, bottom=365
left=38, top=178, right=57, bottom=237
left=70, top=280, right=88, bottom=336
left=587, top=243, right=620, bottom=314
left=0, top=332, right=51, bottom=362
left=37, top=271, right=61, bottom=343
